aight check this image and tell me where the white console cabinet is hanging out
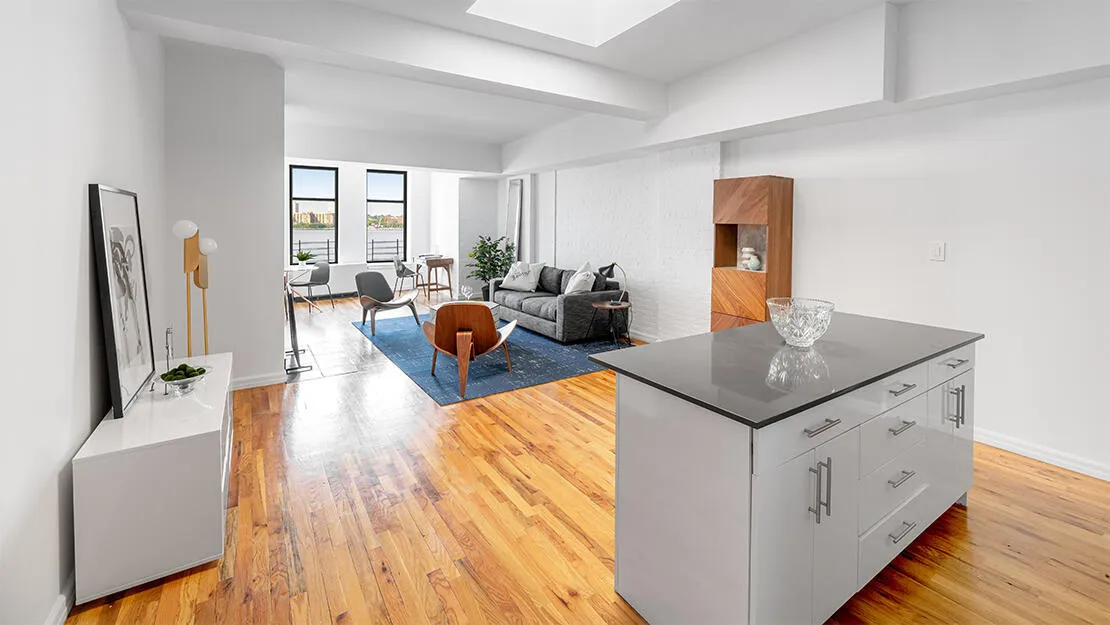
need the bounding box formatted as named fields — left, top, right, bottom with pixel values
left=72, top=353, right=234, bottom=604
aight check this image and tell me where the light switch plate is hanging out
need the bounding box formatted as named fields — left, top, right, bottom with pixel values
left=928, top=241, right=946, bottom=262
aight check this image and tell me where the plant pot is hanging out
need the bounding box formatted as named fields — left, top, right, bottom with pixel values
left=481, top=285, right=491, bottom=301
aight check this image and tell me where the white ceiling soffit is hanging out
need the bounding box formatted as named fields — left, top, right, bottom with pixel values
left=284, top=62, right=576, bottom=143
left=120, top=0, right=667, bottom=120
left=466, top=0, right=683, bottom=47
left=339, top=0, right=883, bottom=81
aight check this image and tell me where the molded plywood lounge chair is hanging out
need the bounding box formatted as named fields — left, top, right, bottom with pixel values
left=422, top=302, right=517, bottom=397
left=356, top=271, right=419, bottom=335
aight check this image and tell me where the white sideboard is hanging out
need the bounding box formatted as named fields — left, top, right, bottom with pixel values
left=614, top=343, right=976, bottom=625
left=72, top=352, right=234, bottom=604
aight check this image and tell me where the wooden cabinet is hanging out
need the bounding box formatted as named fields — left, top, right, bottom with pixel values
left=751, top=429, right=859, bottom=625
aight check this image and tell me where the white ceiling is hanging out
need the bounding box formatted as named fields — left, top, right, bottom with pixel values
left=284, top=62, right=576, bottom=143
left=339, top=0, right=882, bottom=81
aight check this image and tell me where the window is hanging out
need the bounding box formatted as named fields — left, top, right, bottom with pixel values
left=366, top=169, right=407, bottom=263
left=289, top=165, right=338, bottom=264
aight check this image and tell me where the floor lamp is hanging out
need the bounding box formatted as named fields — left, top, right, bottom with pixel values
left=173, top=220, right=218, bottom=356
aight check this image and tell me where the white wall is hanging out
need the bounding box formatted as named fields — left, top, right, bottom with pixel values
left=554, top=144, right=720, bottom=342
left=722, top=77, right=1110, bottom=480
left=165, top=41, right=286, bottom=388
left=0, top=2, right=166, bottom=624
left=284, top=157, right=433, bottom=294
left=458, top=178, right=500, bottom=294
left=286, top=122, right=503, bottom=174
left=429, top=173, right=463, bottom=286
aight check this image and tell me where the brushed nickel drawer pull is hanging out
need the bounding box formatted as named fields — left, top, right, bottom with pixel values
left=804, top=418, right=842, bottom=438
left=944, top=358, right=970, bottom=369
left=889, top=383, right=918, bottom=397
left=889, top=520, right=918, bottom=544
left=887, top=470, right=916, bottom=489
left=809, top=464, right=823, bottom=524
left=889, top=420, right=917, bottom=436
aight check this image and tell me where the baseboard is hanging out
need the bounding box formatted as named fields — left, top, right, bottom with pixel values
left=232, top=371, right=287, bottom=390
left=43, top=571, right=74, bottom=625
left=976, top=427, right=1110, bottom=482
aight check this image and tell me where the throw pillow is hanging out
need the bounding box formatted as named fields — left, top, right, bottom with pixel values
left=500, top=261, right=545, bottom=292
left=565, top=262, right=596, bottom=295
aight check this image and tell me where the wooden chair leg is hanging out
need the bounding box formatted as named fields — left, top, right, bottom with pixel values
left=394, top=277, right=400, bottom=295
left=456, top=330, right=472, bottom=397
left=362, top=307, right=367, bottom=325
left=446, top=267, right=454, bottom=299
left=431, top=350, right=437, bottom=376
left=503, top=343, right=512, bottom=372
left=408, top=302, right=420, bottom=326
left=370, top=308, right=377, bottom=336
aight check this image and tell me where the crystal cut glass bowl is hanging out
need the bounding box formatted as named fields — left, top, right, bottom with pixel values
left=767, top=298, right=835, bottom=348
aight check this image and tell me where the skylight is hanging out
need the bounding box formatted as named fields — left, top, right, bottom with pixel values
left=467, top=0, right=682, bottom=47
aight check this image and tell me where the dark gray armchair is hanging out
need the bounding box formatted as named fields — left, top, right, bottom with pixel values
left=392, top=256, right=422, bottom=294
left=290, top=261, right=333, bottom=310
left=355, top=271, right=419, bottom=335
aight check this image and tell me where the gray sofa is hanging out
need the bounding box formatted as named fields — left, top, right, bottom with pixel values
left=490, top=265, right=627, bottom=342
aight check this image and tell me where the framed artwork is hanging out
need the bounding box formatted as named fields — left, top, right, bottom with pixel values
left=90, top=184, right=155, bottom=419
left=504, top=178, right=523, bottom=261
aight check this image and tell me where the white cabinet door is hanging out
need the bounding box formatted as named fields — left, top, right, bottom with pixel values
left=926, top=370, right=975, bottom=503
left=948, top=370, right=975, bottom=493
left=751, top=450, right=816, bottom=625
left=813, top=429, right=860, bottom=624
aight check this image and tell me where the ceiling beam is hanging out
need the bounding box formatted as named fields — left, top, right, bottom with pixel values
left=121, top=0, right=667, bottom=120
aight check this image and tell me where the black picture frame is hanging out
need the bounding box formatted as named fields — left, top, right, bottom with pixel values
left=89, top=184, right=156, bottom=419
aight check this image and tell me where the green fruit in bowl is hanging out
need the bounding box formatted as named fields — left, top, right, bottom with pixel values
left=160, top=363, right=207, bottom=382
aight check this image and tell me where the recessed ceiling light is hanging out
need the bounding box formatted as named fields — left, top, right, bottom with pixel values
left=467, top=0, right=682, bottom=47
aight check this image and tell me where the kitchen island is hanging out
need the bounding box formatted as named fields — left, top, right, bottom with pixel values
left=589, top=313, right=983, bottom=625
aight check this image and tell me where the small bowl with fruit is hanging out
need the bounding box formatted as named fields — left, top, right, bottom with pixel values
left=159, top=362, right=210, bottom=396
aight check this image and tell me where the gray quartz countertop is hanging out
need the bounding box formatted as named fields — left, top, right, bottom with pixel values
left=588, top=313, right=983, bottom=429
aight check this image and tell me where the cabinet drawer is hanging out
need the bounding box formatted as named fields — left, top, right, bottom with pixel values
left=858, top=487, right=933, bottom=586
left=753, top=394, right=868, bottom=474
left=927, top=343, right=975, bottom=389
left=858, top=440, right=930, bottom=533
left=754, top=363, right=928, bottom=474
left=858, top=394, right=927, bottom=477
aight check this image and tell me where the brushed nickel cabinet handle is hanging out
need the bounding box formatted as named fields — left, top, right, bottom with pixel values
left=809, top=464, right=823, bottom=525
left=957, top=385, right=967, bottom=427
left=889, top=520, right=918, bottom=544
left=889, top=383, right=918, bottom=397
left=889, top=420, right=917, bottom=436
left=947, top=388, right=961, bottom=424
left=822, top=456, right=833, bottom=516
left=887, top=470, right=916, bottom=489
left=944, top=358, right=970, bottom=369
left=804, top=418, right=842, bottom=438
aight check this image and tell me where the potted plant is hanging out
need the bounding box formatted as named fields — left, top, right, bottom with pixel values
left=293, top=250, right=315, bottom=265
left=466, top=235, right=515, bottom=300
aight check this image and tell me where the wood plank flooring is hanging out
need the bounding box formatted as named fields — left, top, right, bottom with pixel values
left=67, top=298, right=1110, bottom=624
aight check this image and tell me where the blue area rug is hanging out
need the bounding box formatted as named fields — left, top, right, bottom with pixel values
left=352, top=314, right=622, bottom=405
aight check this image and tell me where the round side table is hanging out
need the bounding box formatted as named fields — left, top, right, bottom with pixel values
left=590, top=301, right=632, bottom=346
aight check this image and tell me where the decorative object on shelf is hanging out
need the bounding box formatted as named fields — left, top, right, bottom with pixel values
left=765, top=345, right=831, bottom=393
left=766, top=297, right=835, bottom=348
left=740, top=247, right=755, bottom=265
left=90, top=184, right=156, bottom=419
left=159, top=362, right=211, bottom=397
left=597, top=262, right=629, bottom=306
left=503, top=178, right=523, bottom=260
left=745, top=253, right=762, bottom=271
left=173, top=219, right=218, bottom=356
left=465, top=235, right=515, bottom=300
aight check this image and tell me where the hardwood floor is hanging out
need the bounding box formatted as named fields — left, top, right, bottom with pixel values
left=67, top=299, right=1110, bottom=624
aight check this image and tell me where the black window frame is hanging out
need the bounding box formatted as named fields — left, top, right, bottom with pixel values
left=365, top=168, right=408, bottom=264
left=289, top=164, right=339, bottom=264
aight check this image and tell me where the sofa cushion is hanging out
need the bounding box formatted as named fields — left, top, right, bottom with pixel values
left=561, top=270, right=610, bottom=293
left=537, top=266, right=565, bottom=294
left=520, top=295, right=558, bottom=321
left=493, top=289, right=547, bottom=312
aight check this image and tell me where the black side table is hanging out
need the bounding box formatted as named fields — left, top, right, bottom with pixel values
left=590, top=301, right=632, bottom=346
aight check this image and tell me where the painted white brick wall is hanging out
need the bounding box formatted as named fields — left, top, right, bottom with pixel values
left=555, top=144, right=720, bottom=342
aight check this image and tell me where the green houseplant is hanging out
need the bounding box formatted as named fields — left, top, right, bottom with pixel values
left=466, top=235, right=516, bottom=300
left=293, top=250, right=315, bottom=264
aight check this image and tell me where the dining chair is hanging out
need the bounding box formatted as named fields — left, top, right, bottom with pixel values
left=289, top=261, right=333, bottom=311
left=422, top=302, right=517, bottom=397
left=392, top=256, right=423, bottom=294
left=355, top=271, right=420, bottom=335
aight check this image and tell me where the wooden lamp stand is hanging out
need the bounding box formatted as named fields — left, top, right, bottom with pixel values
left=175, top=221, right=216, bottom=356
